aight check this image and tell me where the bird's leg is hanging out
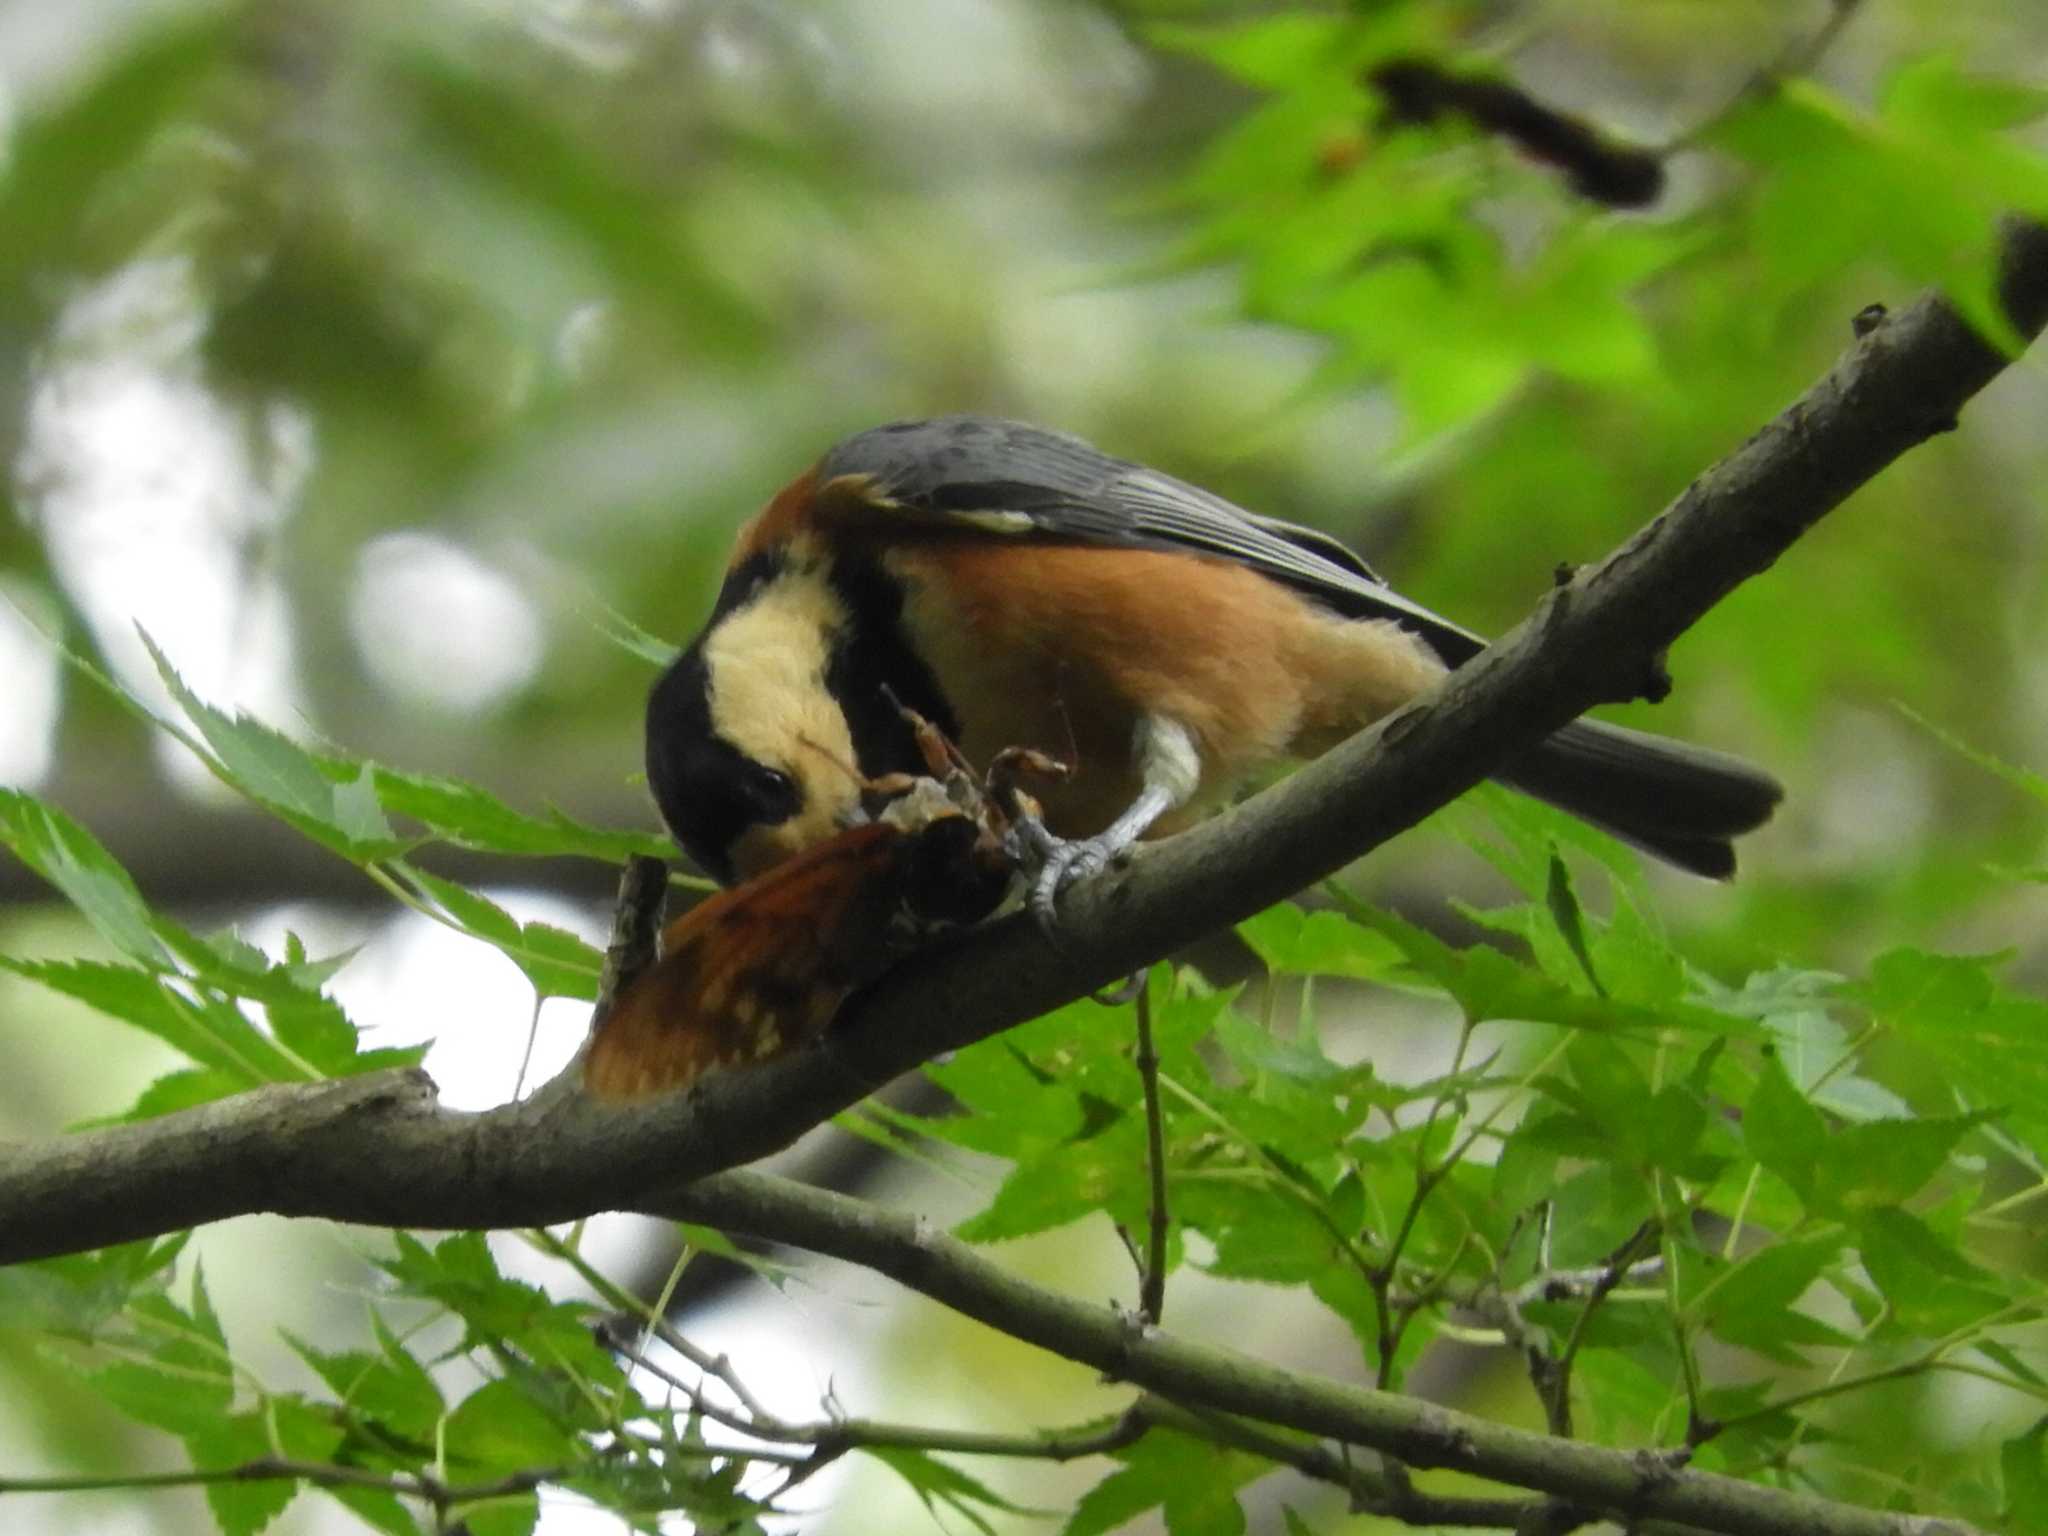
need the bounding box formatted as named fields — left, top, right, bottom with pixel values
left=1026, top=715, right=1200, bottom=930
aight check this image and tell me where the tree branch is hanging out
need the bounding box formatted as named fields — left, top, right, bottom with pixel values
left=2, top=219, right=2040, bottom=1536
left=659, top=1169, right=1973, bottom=1536
left=1136, top=1396, right=1546, bottom=1530
left=599, top=1312, right=1546, bottom=1527
left=1, top=221, right=2045, bottom=1269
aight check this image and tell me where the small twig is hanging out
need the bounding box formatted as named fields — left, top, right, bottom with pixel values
left=0, top=1456, right=580, bottom=1516
left=1772, top=0, right=1867, bottom=87
left=1472, top=1287, right=1559, bottom=1433
left=646, top=1318, right=775, bottom=1425
left=1719, top=1302, right=2043, bottom=1441
left=1156, top=1073, right=1381, bottom=1285
left=1110, top=1223, right=1143, bottom=1279
left=799, top=1407, right=1150, bottom=1484
left=1506, top=1256, right=1666, bottom=1311
left=604, top=1319, right=1563, bottom=1529
left=605, top=1331, right=764, bottom=1441
left=595, top=854, right=669, bottom=1024
left=1671, top=1298, right=1714, bottom=1448
left=1544, top=1221, right=1664, bottom=1439
left=1090, top=972, right=1145, bottom=1007
left=521, top=851, right=670, bottom=1112
left=1455, top=1215, right=1667, bottom=1440
left=1131, top=974, right=1170, bottom=1325
left=511, top=992, right=546, bottom=1103
left=1658, top=0, right=1865, bottom=153
left=1365, top=1029, right=1575, bottom=1386
left=598, top=1324, right=1156, bottom=1480
left=1368, top=1018, right=1479, bottom=1382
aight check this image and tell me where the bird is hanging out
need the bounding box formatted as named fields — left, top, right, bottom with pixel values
left=645, top=414, right=1781, bottom=920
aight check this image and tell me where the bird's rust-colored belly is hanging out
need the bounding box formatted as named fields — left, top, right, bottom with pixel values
left=883, top=540, right=1446, bottom=839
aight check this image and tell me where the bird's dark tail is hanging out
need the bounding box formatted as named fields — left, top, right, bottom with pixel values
left=1495, top=719, right=1782, bottom=879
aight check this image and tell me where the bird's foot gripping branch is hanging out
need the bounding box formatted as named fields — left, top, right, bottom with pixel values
left=1, top=222, right=2046, bottom=1535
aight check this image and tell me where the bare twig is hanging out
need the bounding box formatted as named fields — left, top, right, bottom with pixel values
left=645, top=1318, right=774, bottom=1425
left=1132, top=975, right=1170, bottom=1325
left=605, top=1321, right=1558, bottom=1528
left=1506, top=1256, right=1666, bottom=1312
left=600, top=1322, right=1146, bottom=1468
left=590, top=1319, right=1571, bottom=1536
left=1530, top=1220, right=1664, bottom=1439
left=1552, top=1224, right=1663, bottom=1422
left=0, top=1457, right=580, bottom=1519
left=596, top=853, right=670, bottom=1020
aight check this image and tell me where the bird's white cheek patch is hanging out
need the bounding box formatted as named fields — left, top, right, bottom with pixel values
left=730, top=801, right=853, bottom=880
left=703, top=569, right=863, bottom=868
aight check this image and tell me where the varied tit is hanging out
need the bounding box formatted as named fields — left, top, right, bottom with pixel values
left=646, top=414, right=1782, bottom=918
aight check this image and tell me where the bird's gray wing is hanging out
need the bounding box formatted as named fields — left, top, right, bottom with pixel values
left=818, top=414, right=1486, bottom=663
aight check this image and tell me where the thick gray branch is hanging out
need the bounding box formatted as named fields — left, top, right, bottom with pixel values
left=0, top=221, right=2044, bottom=1266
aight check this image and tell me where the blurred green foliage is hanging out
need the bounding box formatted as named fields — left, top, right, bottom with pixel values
left=1, top=0, right=2045, bottom=920
left=11, top=733, right=2048, bottom=1528
left=4, top=0, right=2048, bottom=1532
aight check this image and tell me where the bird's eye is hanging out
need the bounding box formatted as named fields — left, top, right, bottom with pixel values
left=742, top=763, right=799, bottom=820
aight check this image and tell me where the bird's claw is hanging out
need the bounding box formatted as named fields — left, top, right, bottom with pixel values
left=1002, top=812, right=1057, bottom=866
left=1026, top=833, right=1121, bottom=934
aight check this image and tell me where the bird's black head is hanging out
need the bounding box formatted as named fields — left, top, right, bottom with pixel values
left=643, top=536, right=957, bottom=885
left=645, top=642, right=802, bottom=885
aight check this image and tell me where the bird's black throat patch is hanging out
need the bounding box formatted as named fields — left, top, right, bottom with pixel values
left=824, top=553, right=957, bottom=779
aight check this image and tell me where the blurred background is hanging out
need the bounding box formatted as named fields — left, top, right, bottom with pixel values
left=2, top=0, right=2046, bottom=1531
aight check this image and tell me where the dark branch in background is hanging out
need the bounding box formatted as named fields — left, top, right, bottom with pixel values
left=0, top=791, right=638, bottom=913
left=1370, top=59, right=1666, bottom=209
left=0, top=220, right=2043, bottom=1536
left=1366, top=0, right=1866, bottom=205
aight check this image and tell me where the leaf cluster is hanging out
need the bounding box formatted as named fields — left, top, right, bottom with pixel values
left=7, top=573, right=2046, bottom=1534
left=3, top=3, right=2048, bottom=1535
left=857, top=788, right=2048, bottom=1531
